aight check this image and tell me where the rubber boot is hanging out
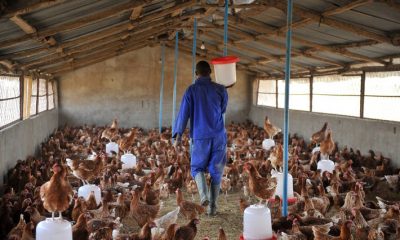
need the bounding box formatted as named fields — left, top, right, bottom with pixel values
left=208, top=183, right=221, bottom=216
left=194, top=173, right=209, bottom=207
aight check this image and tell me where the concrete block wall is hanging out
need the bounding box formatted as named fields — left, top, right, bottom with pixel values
left=249, top=106, right=400, bottom=166
left=0, top=110, right=59, bottom=184
left=58, top=46, right=253, bottom=129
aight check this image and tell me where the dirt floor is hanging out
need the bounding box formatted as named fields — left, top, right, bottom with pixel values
left=120, top=188, right=245, bottom=239
left=118, top=179, right=400, bottom=240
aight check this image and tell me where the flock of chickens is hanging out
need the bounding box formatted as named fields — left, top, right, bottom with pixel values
left=1, top=117, right=400, bottom=240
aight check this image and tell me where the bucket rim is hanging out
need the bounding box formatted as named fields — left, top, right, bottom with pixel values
left=211, top=56, right=239, bottom=64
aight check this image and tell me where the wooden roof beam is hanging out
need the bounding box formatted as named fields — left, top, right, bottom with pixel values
left=9, top=13, right=58, bottom=50
left=7, top=7, right=204, bottom=65
left=129, top=0, right=198, bottom=28
left=270, top=1, right=393, bottom=45
left=0, top=0, right=148, bottom=48
left=22, top=18, right=189, bottom=70
left=322, top=0, right=373, bottom=16
left=292, top=36, right=387, bottom=65
left=45, top=41, right=150, bottom=74
left=130, top=5, right=144, bottom=20
left=228, top=15, right=384, bottom=65
left=1, top=0, right=67, bottom=18
left=9, top=15, right=37, bottom=34
left=207, top=23, right=344, bottom=67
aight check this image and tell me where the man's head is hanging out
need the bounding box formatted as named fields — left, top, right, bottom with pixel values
left=196, top=60, right=211, bottom=77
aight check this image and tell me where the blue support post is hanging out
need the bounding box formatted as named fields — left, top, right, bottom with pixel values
left=192, top=18, right=197, bottom=83
left=223, top=0, right=229, bottom=57
left=158, top=44, right=165, bottom=134
left=172, top=32, right=179, bottom=131
left=283, top=0, right=293, bottom=217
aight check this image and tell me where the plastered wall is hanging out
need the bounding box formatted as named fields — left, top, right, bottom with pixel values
left=59, top=46, right=253, bottom=129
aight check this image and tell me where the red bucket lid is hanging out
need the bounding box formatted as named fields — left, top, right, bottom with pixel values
left=211, top=56, right=239, bottom=65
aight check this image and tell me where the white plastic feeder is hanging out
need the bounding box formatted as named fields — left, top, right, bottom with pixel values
left=271, top=171, right=294, bottom=200
left=121, top=153, right=137, bottom=169
left=36, top=218, right=72, bottom=240
left=262, top=139, right=275, bottom=151
left=243, top=204, right=273, bottom=240
left=234, top=0, right=255, bottom=4
left=312, top=146, right=320, bottom=155
left=317, top=159, right=335, bottom=174
left=211, top=56, right=239, bottom=87
left=78, top=184, right=101, bottom=205
left=106, top=142, right=119, bottom=156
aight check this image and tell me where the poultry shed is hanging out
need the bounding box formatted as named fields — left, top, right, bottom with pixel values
left=1, top=0, right=400, bottom=239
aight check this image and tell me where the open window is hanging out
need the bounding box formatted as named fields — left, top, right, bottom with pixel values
left=0, top=75, right=21, bottom=128
left=364, top=71, right=400, bottom=122
left=312, top=75, right=361, bottom=117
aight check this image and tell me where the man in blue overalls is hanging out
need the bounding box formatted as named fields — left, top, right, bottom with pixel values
left=172, top=60, right=228, bottom=216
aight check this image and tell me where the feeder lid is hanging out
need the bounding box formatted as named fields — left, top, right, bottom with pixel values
left=211, top=56, right=239, bottom=64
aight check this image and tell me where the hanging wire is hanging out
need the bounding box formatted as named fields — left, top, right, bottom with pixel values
left=192, top=18, right=197, bottom=83
left=172, top=32, right=179, bottom=132
left=158, top=43, right=165, bottom=134
left=223, top=0, right=229, bottom=56
left=283, top=0, right=294, bottom=217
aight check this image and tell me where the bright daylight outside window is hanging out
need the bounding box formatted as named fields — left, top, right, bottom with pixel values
left=30, top=78, right=38, bottom=115
left=277, top=78, right=310, bottom=111
left=48, top=81, right=55, bottom=110
left=312, top=75, right=360, bottom=117
left=257, top=80, right=276, bottom=107
left=38, top=79, right=47, bottom=113
left=0, top=75, right=20, bottom=128
left=364, top=71, right=400, bottom=122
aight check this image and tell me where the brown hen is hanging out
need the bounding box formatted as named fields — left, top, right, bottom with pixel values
left=40, top=163, right=73, bottom=219
left=243, top=162, right=277, bottom=204
left=264, top=116, right=281, bottom=139
left=175, top=188, right=205, bottom=219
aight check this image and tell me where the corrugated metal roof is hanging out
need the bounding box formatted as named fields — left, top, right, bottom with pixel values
left=0, top=40, right=44, bottom=55
left=0, top=19, right=27, bottom=41
left=24, top=0, right=124, bottom=29
left=0, top=0, right=398, bottom=76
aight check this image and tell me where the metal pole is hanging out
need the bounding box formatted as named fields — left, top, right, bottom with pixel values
left=159, top=44, right=165, bottom=134
left=360, top=71, right=365, bottom=118
left=282, top=0, right=293, bottom=217
left=172, top=32, right=179, bottom=131
left=223, top=0, right=228, bottom=56
left=192, top=18, right=197, bottom=83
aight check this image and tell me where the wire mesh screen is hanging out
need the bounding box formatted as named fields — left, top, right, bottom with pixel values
left=364, top=71, right=400, bottom=122
left=38, top=79, right=47, bottom=113
left=48, top=81, right=54, bottom=110
left=0, top=75, right=20, bottom=127
left=313, top=75, right=361, bottom=117
left=278, top=78, right=310, bottom=111
left=258, top=80, right=276, bottom=107
left=30, top=78, right=38, bottom=115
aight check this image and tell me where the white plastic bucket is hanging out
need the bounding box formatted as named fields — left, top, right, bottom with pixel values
left=317, top=160, right=335, bottom=174
left=211, top=56, right=239, bottom=87
left=36, top=218, right=72, bottom=240
left=271, top=171, right=294, bottom=199
left=121, top=153, right=137, bottom=169
left=78, top=184, right=101, bottom=205
left=262, top=139, right=275, bottom=151
left=106, top=142, right=119, bottom=156
left=243, top=204, right=273, bottom=240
